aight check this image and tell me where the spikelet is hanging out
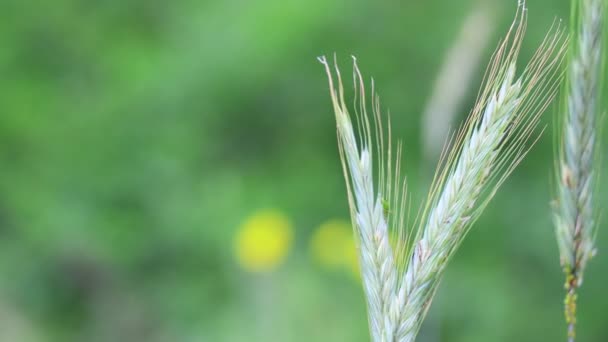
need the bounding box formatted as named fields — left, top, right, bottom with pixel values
left=390, top=6, right=566, bottom=340
left=320, top=2, right=566, bottom=341
left=318, top=54, right=406, bottom=341
left=553, top=0, right=604, bottom=340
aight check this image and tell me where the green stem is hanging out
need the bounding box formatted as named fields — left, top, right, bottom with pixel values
left=564, top=272, right=578, bottom=342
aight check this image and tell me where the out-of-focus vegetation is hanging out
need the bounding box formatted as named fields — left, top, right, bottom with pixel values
left=0, top=0, right=606, bottom=341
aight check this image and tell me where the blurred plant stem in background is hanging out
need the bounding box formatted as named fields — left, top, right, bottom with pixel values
left=421, top=1, right=496, bottom=162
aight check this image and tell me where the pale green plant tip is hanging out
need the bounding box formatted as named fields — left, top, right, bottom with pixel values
left=553, top=0, right=604, bottom=340
left=320, top=54, right=402, bottom=341
left=321, top=2, right=566, bottom=341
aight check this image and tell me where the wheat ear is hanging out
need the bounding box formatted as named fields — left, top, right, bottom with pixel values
left=320, top=2, right=566, bottom=342
left=390, top=6, right=566, bottom=341
left=553, top=0, right=604, bottom=341
left=318, top=54, right=403, bottom=341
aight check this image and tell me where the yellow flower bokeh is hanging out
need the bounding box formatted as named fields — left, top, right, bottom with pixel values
left=234, top=209, right=293, bottom=273
left=310, top=219, right=359, bottom=276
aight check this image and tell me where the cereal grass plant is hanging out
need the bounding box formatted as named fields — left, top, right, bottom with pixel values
left=553, top=0, right=605, bottom=341
left=320, top=2, right=566, bottom=341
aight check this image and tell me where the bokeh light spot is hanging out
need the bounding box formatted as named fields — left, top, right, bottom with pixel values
left=234, top=209, right=293, bottom=273
left=310, top=219, right=359, bottom=275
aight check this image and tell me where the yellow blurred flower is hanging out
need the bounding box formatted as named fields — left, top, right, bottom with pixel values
left=345, top=235, right=360, bottom=278
left=310, top=219, right=359, bottom=275
left=234, top=209, right=293, bottom=273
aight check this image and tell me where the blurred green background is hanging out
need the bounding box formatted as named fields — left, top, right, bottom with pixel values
left=0, top=0, right=607, bottom=341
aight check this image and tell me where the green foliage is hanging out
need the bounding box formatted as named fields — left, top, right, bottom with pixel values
left=0, top=0, right=606, bottom=341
